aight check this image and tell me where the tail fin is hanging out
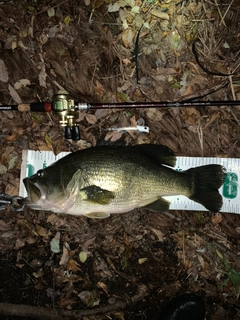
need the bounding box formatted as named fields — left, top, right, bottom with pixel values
left=187, top=165, right=226, bottom=212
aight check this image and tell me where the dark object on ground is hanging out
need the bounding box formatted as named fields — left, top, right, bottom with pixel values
left=158, top=294, right=205, bottom=320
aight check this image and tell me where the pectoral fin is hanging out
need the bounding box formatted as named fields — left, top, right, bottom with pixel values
left=142, top=197, right=170, bottom=212
left=84, top=212, right=110, bottom=219
left=80, top=186, right=115, bottom=205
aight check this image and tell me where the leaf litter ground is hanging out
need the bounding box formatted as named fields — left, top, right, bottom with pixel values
left=1, top=0, right=240, bottom=319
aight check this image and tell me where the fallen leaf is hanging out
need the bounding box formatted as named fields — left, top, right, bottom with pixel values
left=50, top=232, right=61, bottom=253
left=60, top=246, right=70, bottom=266
left=47, top=7, right=55, bottom=17
left=108, top=1, right=127, bottom=12
left=79, top=251, right=88, bottom=263
left=0, top=59, right=9, bottom=82
left=95, top=109, right=111, bottom=120
left=17, top=220, right=36, bottom=237
left=36, top=225, right=48, bottom=238
left=235, top=227, right=240, bottom=234
left=5, top=133, right=19, bottom=142
left=78, top=291, right=91, bottom=305
left=35, top=281, right=45, bottom=290
left=44, top=133, right=53, bottom=150
left=0, top=220, right=10, bottom=231
left=8, top=155, right=19, bottom=171
left=138, top=258, right=148, bottom=264
left=63, top=15, right=72, bottom=25
left=145, top=109, right=163, bottom=122
left=67, top=258, right=82, bottom=272
left=14, top=79, right=31, bottom=90
left=38, top=60, right=47, bottom=88
left=85, top=113, right=97, bottom=124
left=150, top=9, right=169, bottom=20
left=33, top=269, right=44, bottom=278
left=0, top=165, right=7, bottom=174
left=105, top=131, right=123, bottom=142
left=1, top=152, right=10, bottom=167
left=97, top=281, right=108, bottom=294
left=212, top=213, right=222, bottom=225
left=121, top=28, right=133, bottom=48
left=181, top=108, right=201, bottom=125
left=8, top=84, right=22, bottom=104
left=0, top=231, right=15, bottom=238
left=149, top=227, right=164, bottom=242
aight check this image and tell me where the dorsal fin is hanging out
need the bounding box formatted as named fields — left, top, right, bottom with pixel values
left=134, top=144, right=176, bottom=167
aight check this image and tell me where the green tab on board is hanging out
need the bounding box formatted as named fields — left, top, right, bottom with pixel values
left=27, top=164, right=35, bottom=177
left=223, top=172, right=238, bottom=199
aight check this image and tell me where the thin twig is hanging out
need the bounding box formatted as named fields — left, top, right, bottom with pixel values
left=228, top=75, right=236, bottom=101
left=214, top=0, right=226, bottom=27
left=26, top=0, right=69, bottom=18
left=219, top=0, right=234, bottom=26
left=0, top=285, right=148, bottom=319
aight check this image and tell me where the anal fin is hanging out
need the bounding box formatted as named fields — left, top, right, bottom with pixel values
left=142, top=197, right=170, bottom=212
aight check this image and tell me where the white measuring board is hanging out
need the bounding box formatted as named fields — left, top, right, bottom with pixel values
left=19, top=150, right=239, bottom=214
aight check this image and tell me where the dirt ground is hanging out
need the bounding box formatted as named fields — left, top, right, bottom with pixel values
left=1, top=0, right=240, bottom=319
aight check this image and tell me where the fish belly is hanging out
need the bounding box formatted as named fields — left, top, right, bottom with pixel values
left=65, top=165, right=190, bottom=216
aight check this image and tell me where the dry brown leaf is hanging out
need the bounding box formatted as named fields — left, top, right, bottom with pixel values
left=14, top=79, right=31, bottom=90
left=8, top=155, right=19, bottom=170
left=0, top=231, right=15, bottom=238
left=181, top=108, right=201, bottom=125
left=4, top=176, right=19, bottom=196
left=5, top=133, right=19, bottom=142
left=204, top=113, right=220, bottom=128
left=81, top=236, right=96, bottom=251
left=212, top=213, right=222, bottom=225
left=97, top=281, right=108, bottom=294
left=105, top=131, right=123, bottom=142
left=0, top=165, right=7, bottom=174
left=121, top=28, right=133, bottom=48
left=92, top=0, right=105, bottom=9
left=150, top=9, right=169, bottom=20
left=0, top=220, right=10, bottom=231
left=44, top=133, right=53, bottom=150
left=38, top=60, right=47, bottom=88
left=235, top=227, right=240, bottom=234
left=8, top=84, right=22, bottom=104
left=17, top=220, right=37, bottom=237
left=0, top=59, right=9, bottom=82
left=52, top=136, right=65, bottom=156
left=95, top=80, right=105, bottom=98
left=85, top=113, right=97, bottom=124
left=130, top=116, right=137, bottom=127
left=95, top=109, right=111, bottom=120
left=145, top=109, right=163, bottom=122
left=14, top=238, right=26, bottom=250
left=1, top=152, right=10, bottom=166
left=60, top=246, right=70, bottom=266
left=149, top=227, right=164, bottom=242
left=67, top=258, right=82, bottom=272
left=36, top=225, right=49, bottom=238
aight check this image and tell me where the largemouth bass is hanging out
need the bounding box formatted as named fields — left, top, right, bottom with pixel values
left=20, top=144, right=226, bottom=218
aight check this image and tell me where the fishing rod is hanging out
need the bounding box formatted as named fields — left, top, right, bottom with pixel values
left=1, top=91, right=240, bottom=140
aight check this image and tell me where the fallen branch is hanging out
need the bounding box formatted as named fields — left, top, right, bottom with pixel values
left=0, top=284, right=148, bottom=319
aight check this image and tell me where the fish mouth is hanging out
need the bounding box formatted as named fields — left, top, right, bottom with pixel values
left=21, top=177, right=45, bottom=207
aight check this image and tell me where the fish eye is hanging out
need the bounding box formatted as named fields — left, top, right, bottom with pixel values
left=36, top=169, right=44, bottom=177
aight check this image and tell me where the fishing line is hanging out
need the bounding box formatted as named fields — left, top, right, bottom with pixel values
left=192, top=39, right=237, bottom=77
